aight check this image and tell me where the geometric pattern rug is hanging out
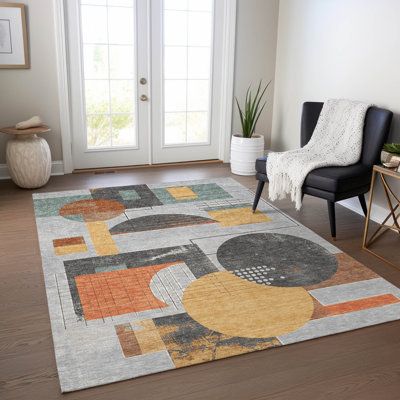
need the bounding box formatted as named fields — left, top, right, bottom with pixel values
left=33, top=178, right=400, bottom=392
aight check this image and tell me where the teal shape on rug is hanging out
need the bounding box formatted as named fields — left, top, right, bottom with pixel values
left=33, top=195, right=92, bottom=218
left=119, top=189, right=140, bottom=201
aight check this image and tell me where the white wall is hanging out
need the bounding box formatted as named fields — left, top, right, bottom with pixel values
left=0, top=0, right=63, bottom=164
left=272, top=0, right=400, bottom=212
left=233, top=0, right=279, bottom=148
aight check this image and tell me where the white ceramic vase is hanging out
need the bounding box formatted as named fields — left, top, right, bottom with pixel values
left=230, top=134, right=265, bottom=176
left=381, top=150, right=400, bottom=166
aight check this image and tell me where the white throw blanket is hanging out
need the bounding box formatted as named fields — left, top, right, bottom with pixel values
left=267, top=99, right=371, bottom=210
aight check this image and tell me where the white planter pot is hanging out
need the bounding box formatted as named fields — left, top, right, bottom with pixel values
left=381, top=150, right=400, bottom=166
left=230, top=134, right=265, bottom=176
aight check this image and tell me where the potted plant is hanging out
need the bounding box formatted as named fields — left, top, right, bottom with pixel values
left=381, top=143, right=400, bottom=168
left=231, top=81, right=270, bottom=175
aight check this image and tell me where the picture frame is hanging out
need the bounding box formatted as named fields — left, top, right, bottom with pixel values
left=0, top=2, right=29, bottom=69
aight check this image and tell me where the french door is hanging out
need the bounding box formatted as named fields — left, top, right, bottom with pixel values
left=67, top=0, right=229, bottom=169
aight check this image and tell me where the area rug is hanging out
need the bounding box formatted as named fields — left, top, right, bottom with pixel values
left=33, top=178, right=400, bottom=392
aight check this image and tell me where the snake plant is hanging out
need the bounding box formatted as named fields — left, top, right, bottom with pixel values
left=235, top=80, right=270, bottom=138
left=383, top=143, right=400, bottom=154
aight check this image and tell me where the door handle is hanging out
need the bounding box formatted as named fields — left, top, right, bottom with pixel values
left=140, top=94, right=149, bottom=102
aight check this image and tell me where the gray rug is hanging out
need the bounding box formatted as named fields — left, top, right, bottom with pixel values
left=33, top=178, right=400, bottom=392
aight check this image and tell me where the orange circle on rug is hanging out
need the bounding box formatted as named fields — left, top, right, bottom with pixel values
left=183, top=271, right=314, bottom=338
left=60, top=199, right=125, bottom=222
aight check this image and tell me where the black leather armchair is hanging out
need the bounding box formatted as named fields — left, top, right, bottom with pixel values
left=252, top=102, right=393, bottom=238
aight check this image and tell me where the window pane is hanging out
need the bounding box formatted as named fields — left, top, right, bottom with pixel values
left=112, top=114, right=136, bottom=146
left=188, top=12, right=212, bottom=46
left=108, top=7, right=134, bottom=44
left=163, top=1, right=213, bottom=145
left=165, top=80, right=187, bottom=112
left=188, top=47, right=210, bottom=79
left=164, top=11, right=187, bottom=46
left=164, top=0, right=188, bottom=10
left=85, top=80, right=109, bottom=114
left=81, top=6, right=107, bottom=43
left=81, top=2, right=137, bottom=149
left=187, top=80, right=209, bottom=111
left=187, top=112, right=208, bottom=143
left=83, top=45, right=108, bottom=79
left=109, top=45, right=135, bottom=79
left=108, top=0, right=134, bottom=6
left=164, top=47, right=187, bottom=79
left=188, top=0, right=213, bottom=12
left=110, top=80, right=135, bottom=113
left=81, top=0, right=106, bottom=5
left=87, top=115, right=111, bottom=148
left=165, top=113, right=186, bottom=144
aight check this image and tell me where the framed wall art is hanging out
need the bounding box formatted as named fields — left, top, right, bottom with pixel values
left=0, top=2, right=29, bottom=68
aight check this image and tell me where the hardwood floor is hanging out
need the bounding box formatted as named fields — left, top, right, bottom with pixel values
left=0, top=164, right=399, bottom=400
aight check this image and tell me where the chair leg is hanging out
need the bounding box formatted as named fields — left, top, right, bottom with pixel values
left=358, top=194, right=368, bottom=216
left=327, top=200, right=336, bottom=239
left=252, top=180, right=265, bottom=213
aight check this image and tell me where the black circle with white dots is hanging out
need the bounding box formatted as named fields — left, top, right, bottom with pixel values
left=217, top=233, right=337, bottom=287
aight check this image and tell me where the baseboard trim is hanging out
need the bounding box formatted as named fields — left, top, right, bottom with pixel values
left=338, top=197, right=388, bottom=225
left=0, top=161, right=64, bottom=180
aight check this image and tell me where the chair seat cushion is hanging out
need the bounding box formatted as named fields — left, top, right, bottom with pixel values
left=255, top=156, right=372, bottom=193
left=304, top=164, right=372, bottom=193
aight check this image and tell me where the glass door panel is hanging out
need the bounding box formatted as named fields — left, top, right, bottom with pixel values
left=163, top=0, right=213, bottom=146
left=81, top=0, right=137, bottom=149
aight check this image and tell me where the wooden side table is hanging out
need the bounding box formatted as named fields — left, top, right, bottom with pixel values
left=362, top=165, right=400, bottom=269
left=0, top=125, right=52, bottom=189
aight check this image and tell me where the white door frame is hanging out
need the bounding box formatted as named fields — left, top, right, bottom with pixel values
left=53, top=0, right=236, bottom=173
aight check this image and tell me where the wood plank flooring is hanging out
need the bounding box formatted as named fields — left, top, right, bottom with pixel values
left=0, top=164, right=399, bottom=400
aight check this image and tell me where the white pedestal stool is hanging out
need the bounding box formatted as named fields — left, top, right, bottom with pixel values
left=1, top=125, right=52, bottom=189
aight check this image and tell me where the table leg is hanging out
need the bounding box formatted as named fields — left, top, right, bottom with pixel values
left=362, top=169, right=377, bottom=248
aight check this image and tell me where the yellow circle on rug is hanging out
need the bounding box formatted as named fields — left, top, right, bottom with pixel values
left=183, top=271, right=314, bottom=338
